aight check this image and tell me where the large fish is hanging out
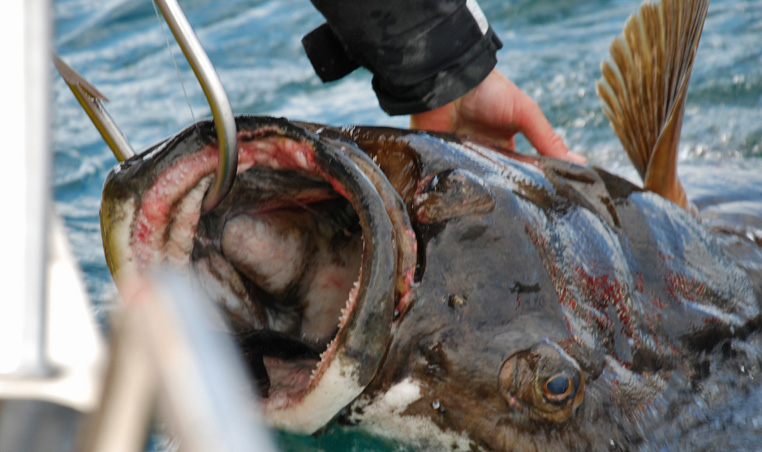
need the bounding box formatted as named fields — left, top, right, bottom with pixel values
left=99, top=0, right=762, bottom=450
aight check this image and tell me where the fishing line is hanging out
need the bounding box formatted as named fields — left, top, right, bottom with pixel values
left=151, top=0, right=201, bottom=138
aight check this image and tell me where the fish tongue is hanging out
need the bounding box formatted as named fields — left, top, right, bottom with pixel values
left=220, top=210, right=312, bottom=295
left=236, top=330, right=323, bottom=398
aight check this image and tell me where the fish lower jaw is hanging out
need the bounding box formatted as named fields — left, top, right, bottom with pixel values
left=184, top=250, right=364, bottom=431
left=258, top=279, right=364, bottom=431
left=264, top=354, right=365, bottom=434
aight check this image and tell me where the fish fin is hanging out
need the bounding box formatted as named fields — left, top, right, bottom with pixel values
left=596, top=0, right=708, bottom=208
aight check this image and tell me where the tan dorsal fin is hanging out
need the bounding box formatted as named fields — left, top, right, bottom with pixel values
left=596, top=0, right=709, bottom=209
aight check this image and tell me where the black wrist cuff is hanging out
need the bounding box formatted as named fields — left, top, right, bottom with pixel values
left=302, top=23, right=359, bottom=82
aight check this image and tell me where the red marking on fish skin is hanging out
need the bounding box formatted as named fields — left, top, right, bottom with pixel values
left=411, top=174, right=437, bottom=224
left=524, top=223, right=581, bottom=325
left=558, top=286, right=579, bottom=311
left=134, top=148, right=217, bottom=265
left=133, top=218, right=151, bottom=244
left=658, top=250, right=716, bottom=305
left=576, top=269, right=615, bottom=309
left=318, top=167, right=351, bottom=200
left=524, top=222, right=644, bottom=362
left=394, top=229, right=418, bottom=319
left=310, top=145, right=351, bottom=200
left=398, top=290, right=413, bottom=315
left=616, top=307, right=633, bottom=339
left=668, top=343, right=683, bottom=361
left=573, top=266, right=637, bottom=342
left=587, top=310, right=614, bottom=339
left=664, top=268, right=708, bottom=305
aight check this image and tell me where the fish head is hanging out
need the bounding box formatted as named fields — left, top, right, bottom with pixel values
left=100, top=116, right=405, bottom=433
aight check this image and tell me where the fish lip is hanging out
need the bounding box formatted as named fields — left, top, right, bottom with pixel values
left=298, top=123, right=419, bottom=318
left=101, top=116, right=400, bottom=433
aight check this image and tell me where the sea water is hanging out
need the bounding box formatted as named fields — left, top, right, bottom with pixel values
left=53, top=0, right=762, bottom=450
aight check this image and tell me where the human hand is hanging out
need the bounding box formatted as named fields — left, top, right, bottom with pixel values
left=410, top=69, right=586, bottom=164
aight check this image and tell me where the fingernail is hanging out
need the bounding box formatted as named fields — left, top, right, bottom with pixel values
left=566, top=151, right=587, bottom=165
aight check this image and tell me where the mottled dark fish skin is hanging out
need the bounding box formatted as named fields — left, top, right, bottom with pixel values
left=326, top=125, right=761, bottom=451
left=100, top=117, right=762, bottom=451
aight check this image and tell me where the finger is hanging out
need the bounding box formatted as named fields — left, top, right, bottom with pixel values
left=510, top=90, right=587, bottom=164
left=506, top=136, right=516, bottom=152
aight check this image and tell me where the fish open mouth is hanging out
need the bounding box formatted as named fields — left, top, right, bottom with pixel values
left=100, top=117, right=412, bottom=433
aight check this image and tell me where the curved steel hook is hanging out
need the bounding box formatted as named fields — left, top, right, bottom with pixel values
left=155, top=0, right=238, bottom=213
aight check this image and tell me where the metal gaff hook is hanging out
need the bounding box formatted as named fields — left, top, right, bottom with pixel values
left=154, top=0, right=238, bottom=213
left=53, top=54, right=136, bottom=163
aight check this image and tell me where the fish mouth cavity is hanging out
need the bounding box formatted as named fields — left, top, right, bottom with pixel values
left=103, top=118, right=400, bottom=433
left=197, top=168, right=364, bottom=401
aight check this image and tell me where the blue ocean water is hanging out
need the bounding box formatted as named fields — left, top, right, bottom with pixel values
left=52, top=0, right=762, bottom=450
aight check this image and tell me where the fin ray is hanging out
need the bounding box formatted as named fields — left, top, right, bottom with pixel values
left=596, top=0, right=709, bottom=208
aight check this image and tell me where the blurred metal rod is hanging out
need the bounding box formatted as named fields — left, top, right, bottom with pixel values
left=0, top=218, right=106, bottom=411
left=82, top=271, right=278, bottom=452
left=0, top=0, right=52, bottom=380
left=1, top=1, right=107, bottom=451
left=154, top=0, right=238, bottom=213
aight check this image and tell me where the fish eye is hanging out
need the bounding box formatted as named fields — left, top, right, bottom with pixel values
left=499, top=341, right=585, bottom=423
left=542, top=373, right=574, bottom=403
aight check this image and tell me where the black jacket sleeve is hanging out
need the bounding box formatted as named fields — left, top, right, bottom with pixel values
left=302, top=0, right=503, bottom=116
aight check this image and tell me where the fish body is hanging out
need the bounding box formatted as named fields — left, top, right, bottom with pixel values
left=94, top=0, right=762, bottom=450
left=100, top=115, right=761, bottom=450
